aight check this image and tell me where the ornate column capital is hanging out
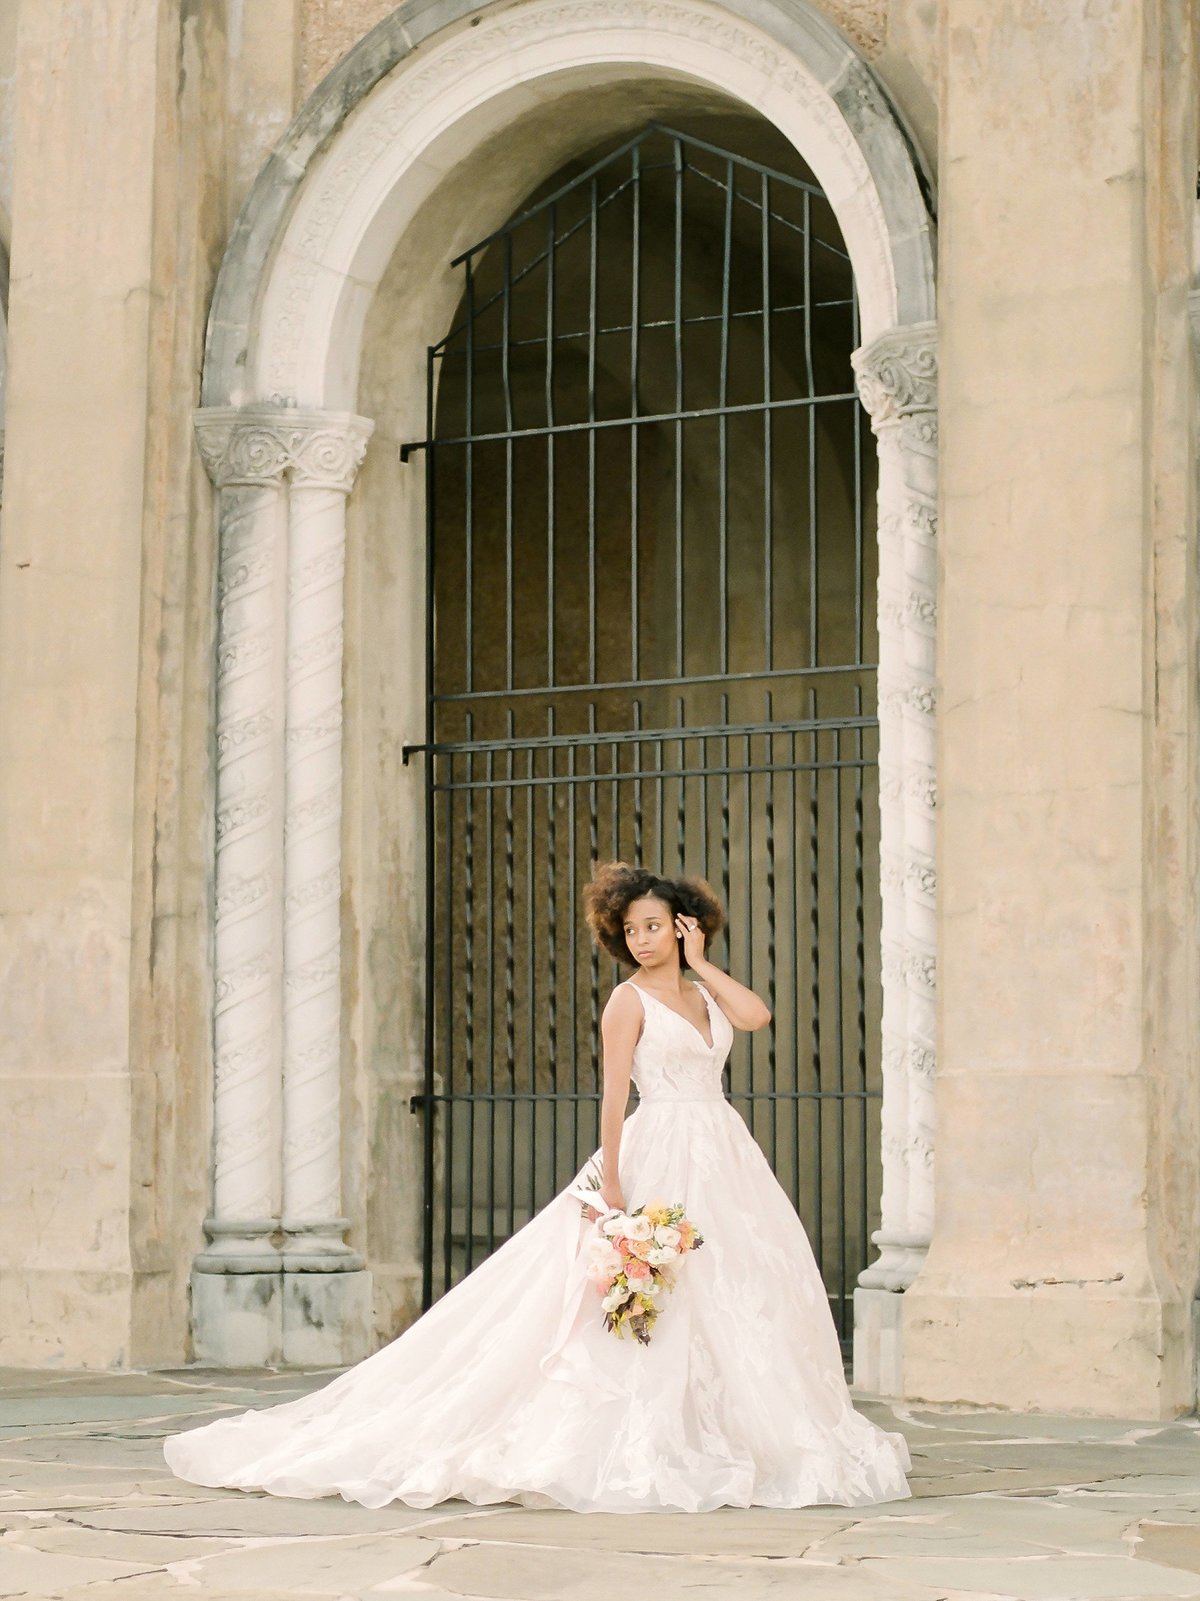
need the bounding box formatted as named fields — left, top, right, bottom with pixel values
left=852, top=321, right=938, bottom=428
left=194, top=408, right=374, bottom=491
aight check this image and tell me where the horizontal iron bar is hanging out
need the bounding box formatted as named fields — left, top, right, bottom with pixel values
left=412, top=1088, right=881, bottom=1108
left=430, top=756, right=875, bottom=792
left=451, top=120, right=830, bottom=268
left=431, top=661, right=878, bottom=708
left=401, top=390, right=858, bottom=458
left=407, top=711, right=876, bottom=759
left=436, top=297, right=854, bottom=361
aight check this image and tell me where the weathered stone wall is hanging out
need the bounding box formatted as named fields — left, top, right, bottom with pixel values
left=0, top=0, right=303, bottom=1367
left=904, top=0, right=1200, bottom=1417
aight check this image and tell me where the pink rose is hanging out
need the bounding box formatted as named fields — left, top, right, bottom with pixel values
left=626, top=1260, right=652, bottom=1284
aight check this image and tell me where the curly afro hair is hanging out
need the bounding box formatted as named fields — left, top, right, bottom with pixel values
left=583, top=860, right=725, bottom=971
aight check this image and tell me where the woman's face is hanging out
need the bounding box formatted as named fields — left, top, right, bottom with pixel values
left=622, top=895, right=678, bottom=972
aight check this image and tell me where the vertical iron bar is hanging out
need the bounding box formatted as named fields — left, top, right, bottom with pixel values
left=718, top=160, right=732, bottom=675
left=854, top=685, right=869, bottom=1302
left=630, top=146, right=641, bottom=683
left=567, top=736, right=580, bottom=1167
left=852, top=290, right=864, bottom=666
left=719, top=690, right=731, bottom=935
left=464, top=267, right=475, bottom=694
left=442, top=752, right=455, bottom=1294
left=485, top=745, right=496, bottom=1255
left=588, top=705, right=601, bottom=1150
left=633, top=698, right=644, bottom=862
left=808, top=687, right=823, bottom=1281
left=673, top=137, right=685, bottom=678
left=547, top=710, right=559, bottom=1189
left=505, top=711, right=516, bottom=1239
left=587, top=177, right=598, bottom=684
left=676, top=695, right=686, bottom=874
left=463, top=720, right=476, bottom=1272
left=527, top=742, right=537, bottom=1224
left=720, top=688, right=731, bottom=1104
left=699, top=727, right=710, bottom=883
left=765, top=694, right=777, bottom=1171
left=833, top=722, right=847, bottom=1337
left=789, top=727, right=800, bottom=1215
left=610, top=728, right=620, bottom=866
left=546, top=206, right=557, bottom=687
left=761, top=172, right=773, bottom=673
left=743, top=729, right=754, bottom=1137
left=654, top=728, right=664, bottom=867
left=804, top=192, right=818, bottom=670
left=420, top=348, right=437, bottom=1310
left=503, top=235, right=515, bottom=691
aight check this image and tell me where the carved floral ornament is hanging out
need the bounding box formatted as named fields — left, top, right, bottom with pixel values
left=852, top=323, right=938, bottom=427
left=194, top=409, right=374, bottom=492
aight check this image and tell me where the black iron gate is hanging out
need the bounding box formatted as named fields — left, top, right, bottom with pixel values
left=402, top=125, right=880, bottom=1342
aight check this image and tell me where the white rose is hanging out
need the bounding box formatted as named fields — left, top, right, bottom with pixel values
left=624, top=1215, right=653, bottom=1241
left=646, top=1246, right=676, bottom=1266
left=653, top=1225, right=682, bottom=1249
left=600, top=1212, right=629, bottom=1237
left=586, top=1239, right=623, bottom=1274
left=602, top=1287, right=631, bottom=1312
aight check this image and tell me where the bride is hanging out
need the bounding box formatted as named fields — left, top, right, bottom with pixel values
left=163, top=861, right=912, bottom=1514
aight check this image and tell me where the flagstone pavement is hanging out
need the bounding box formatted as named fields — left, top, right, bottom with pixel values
left=1, top=1368, right=1199, bottom=1600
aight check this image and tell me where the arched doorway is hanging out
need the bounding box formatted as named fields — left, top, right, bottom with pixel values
left=408, top=120, right=879, bottom=1344
left=191, top=0, right=936, bottom=1381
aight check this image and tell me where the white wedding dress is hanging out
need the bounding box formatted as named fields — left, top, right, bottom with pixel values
left=163, top=979, right=912, bottom=1513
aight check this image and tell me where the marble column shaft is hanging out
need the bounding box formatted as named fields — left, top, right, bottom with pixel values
left=193, top=410, right=372, bottom=1280
left=852, top=322, right=938, bottom=1290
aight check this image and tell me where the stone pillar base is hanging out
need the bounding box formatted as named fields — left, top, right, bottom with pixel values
left=281, top=1269, right=373, bottom=1367
left=852, top=1287, right=905, bottom=1396
left=191, top=1267, right=374, bottom=1368
left=903, top=1282, right=1194, bottom=1419
left=191, top=1269, right=284, bottom=1368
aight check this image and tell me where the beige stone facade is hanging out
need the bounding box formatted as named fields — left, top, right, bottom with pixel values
left=0, top=0, right=1197, bottom=1421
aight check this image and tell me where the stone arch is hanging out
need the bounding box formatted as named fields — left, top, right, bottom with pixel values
left=204, top=0, right=933, bottom=411
left=192, top=0, right=937, bottom=1386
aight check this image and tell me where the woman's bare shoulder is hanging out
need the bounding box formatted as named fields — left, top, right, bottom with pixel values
left=603, top=979, right=642, bottom=1018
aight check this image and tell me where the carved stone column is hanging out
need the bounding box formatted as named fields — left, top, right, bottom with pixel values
left=192, top=408, right=373, bottom=1367
left=1190, top=284, right=1200, bottom=1407
left=191, top=414, right=289, bottom=1363
left=849, top=322, right=938, bottom=1393
left=280, top=423, right=372, bottom=1358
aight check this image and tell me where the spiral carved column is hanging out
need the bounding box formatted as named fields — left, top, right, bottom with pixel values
left=192, top=408, right=373, bottom=1366
left=193, top=417, right=289, bottom=1290
left=282, top=422, right=371, bottom=1267
left=850, top=323, right=938, bottom=1392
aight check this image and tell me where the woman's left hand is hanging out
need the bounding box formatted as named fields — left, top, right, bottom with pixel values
left=674, top=913, right=707, bottom=968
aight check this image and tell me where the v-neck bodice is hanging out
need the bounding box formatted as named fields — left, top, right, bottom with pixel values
left=623, top=978, right=733, bottom=1104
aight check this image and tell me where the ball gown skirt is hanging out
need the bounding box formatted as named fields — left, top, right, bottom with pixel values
left=163, top=979, right=912, bottom=1514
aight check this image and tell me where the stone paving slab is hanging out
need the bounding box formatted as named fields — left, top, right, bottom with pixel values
left=0, top=1371, right=1197, bottom=1598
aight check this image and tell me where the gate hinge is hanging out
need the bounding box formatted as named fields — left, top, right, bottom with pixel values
left=409, top=1092, right=430, bottom=1114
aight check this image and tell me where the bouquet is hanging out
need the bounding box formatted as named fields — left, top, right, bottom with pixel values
left=566, top=1163, right=704, bottom=1345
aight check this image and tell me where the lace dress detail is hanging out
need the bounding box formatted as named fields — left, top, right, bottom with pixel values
left=163, top=978, right=912, bottom=1514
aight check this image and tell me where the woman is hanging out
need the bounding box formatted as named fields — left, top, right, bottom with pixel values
left=163, top=861, right=912, bottom=1513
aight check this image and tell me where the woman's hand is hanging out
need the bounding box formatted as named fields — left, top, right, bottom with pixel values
left=674, top=913, right=707, bottom=968
left=586, top=1177, right=626, bottom=1221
